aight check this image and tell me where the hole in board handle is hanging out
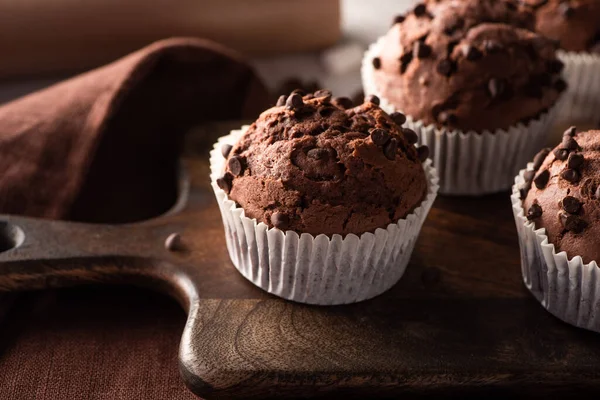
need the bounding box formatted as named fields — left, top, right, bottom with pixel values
left=0, top=221, right=25, bottom=253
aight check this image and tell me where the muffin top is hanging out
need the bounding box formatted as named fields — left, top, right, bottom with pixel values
left=371, top=0, right=566, bottom=132
left=522, top=128, right=600, bottom=264
left=525, top=0, right=600, bottom=52
left=216, top=90, right=430, bottom=236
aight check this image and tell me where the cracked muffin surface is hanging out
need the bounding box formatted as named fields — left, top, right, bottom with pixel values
left=216, top=90, right=429, bottom=236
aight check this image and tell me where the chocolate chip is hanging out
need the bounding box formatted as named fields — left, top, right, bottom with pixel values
left=370, top=128, right=390, bottom=146
left=443, top=18, right=464, bottom=35
left=286, top=93, right=304, bottom=111
left=228, top=156, right=245, bottom=176
left=447, top=41, right=459, bottom=56
left=291, top=88, right=306, bottom=96
left=384, top=138, right=398, bottom=160
left=533, top=148, right=551, bottom=170
left=534, top=169, right=550, bottom=189
left=563, top=126, right=577, bottom=137
left=393, top=15, right=405, bottom=25
left=567, top=153, right=584, bottom=169
left=547, top=59, right=564, bottom=74
left=417, top=145, right=429, bottom=162
left=527, top=203, right=543, bottom=220
left=554, top=148, right=569, bottom=161
left=400, top=52, right=413, bottom=74
left=402, top=128, right=418, bottom=144
left=562, top=196, right=582, bottom=214
left=390, top=112, right=407, bottom=125
left=520, top=182, right=532, bottom=199
left=559, top=2, right=575, bottom=18
left=314, top=89, right=332, bottom=100
left=372, top=57, right=381, bottom=69
left=304, top=93, right=315, bottom=100
left=365, top=94, right=380, bottom=105
left=414, top=42, right=432, bottom=59
left=276, top=95, right=286, bottom=107
left=561, top=168, right=581, bottom=184
left=219, top=145, right=233, bottom=161
left=483, top=40, right=502, bottom=53
left=461, top=45, right=483, bottom=61
left=560, top=212, right=587, bottom=233
left=554, top=79, right=568, bottom=92
left=307, top=148, right=330, bottom=161
left=413, top=3, right=427, bottom=17
left=488, top=78, right=507, bottom=99
left=271, top=212, right=290, bottom=230
left=332, top=97, right=353, bottom=109
left=438, top=111, right=458, bottom=126
left=524, top=170, right=536, bottom=184
left=216, top=174, right=233, bottom=194
left=164, top=232, right=183, bottom=252
left=562, top=136, right=580, bottom=151
left=437, top=59, right=455, bottom=77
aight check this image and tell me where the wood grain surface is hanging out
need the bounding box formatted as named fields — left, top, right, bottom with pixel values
left=1, top=122, right=600, bottom=399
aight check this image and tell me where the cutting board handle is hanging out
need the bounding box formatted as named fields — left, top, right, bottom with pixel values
left=0, top=214, right=184, bottom=292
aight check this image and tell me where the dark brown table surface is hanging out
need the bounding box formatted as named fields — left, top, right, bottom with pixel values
left=1, top=124, right=600, bottom=399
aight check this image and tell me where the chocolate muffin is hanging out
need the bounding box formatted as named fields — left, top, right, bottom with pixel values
left=371, top=0, right=565, bottom=132
left=526, top=0, right=600, bottom=53
left=522, top=127, right=600, bottom=263
left=217, top=90, right=429, bottom=236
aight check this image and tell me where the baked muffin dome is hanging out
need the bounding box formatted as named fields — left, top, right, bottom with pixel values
left=216, top=90, right=429, bottom=236
left=371, top=0, right=566, bottom=132
left=526, top=0, right=600, bottom=52
left=522, top=128, right=600, bottom=264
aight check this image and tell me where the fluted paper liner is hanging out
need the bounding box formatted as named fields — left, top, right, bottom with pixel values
left=362, top=37, right=557, bottom=196
left=209, top=127, right=439, bottom=305
left=555, top=50, right=600, bottom=127
left=512, top=166, right=600, bottom=333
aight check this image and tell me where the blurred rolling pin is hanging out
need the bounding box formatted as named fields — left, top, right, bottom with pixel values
left=0, top=0, right=340, bottom=78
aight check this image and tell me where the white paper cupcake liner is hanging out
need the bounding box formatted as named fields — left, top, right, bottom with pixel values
left=362, top=38, right=557, bottom=196
left=512, top=166, right=600, bottom=333
left=209, top=127, right=439, bottom=305
left=556, top=50, right=600, bottom=124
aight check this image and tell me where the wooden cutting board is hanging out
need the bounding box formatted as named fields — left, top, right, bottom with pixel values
left=1, top=122, right=600, bottom=399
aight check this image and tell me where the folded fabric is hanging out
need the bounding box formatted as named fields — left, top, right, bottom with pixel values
left=0, top=37, right=269, bottom=223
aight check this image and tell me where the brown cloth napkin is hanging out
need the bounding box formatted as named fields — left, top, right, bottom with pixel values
left=0, top=37, right=268, bottom=223
left=0, top=37, right=269, bottom=399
